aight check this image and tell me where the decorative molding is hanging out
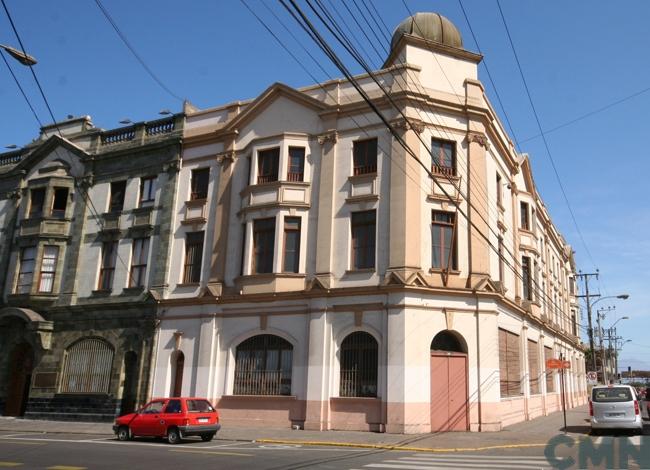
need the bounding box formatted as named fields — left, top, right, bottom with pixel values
left=317, top=130, right=338, bottom=145
left=466, top=131, right=490, bottom=150
left=216, top=150, right=236, bottom=164
left=163, top=159, right=181, bottom=173
left=5, top=189, right=21, bottom=200
left=77, top=173, right=95, bottom=189
left=392, top=118, right=425, bottom=134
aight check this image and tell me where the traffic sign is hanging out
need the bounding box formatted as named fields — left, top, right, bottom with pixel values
left=586, top=371, right=598, bottom=383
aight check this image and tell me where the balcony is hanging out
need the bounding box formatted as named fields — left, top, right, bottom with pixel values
left=96, top=116, right=181, bottom=150
left=346, top=172, right=378, bottom=203
left=181, top=199, right=207, bottom=225
left=19, top=217, right=70, bottom=239
left=240, top=181, right=310, bottom=213
left=131, top=207, right=153, bottom=228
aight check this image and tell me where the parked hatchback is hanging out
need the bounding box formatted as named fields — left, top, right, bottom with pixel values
left=113, top=397, right=221, bottom=444
left=590, top=385, right=643, bottom=435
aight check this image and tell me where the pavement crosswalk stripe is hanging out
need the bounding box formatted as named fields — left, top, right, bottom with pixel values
left=0, top=463, right=22, bottom=468
left=628, top=435, right=642, bottom=445
left=46, top=467, right=87, bottom=470
left=400, top=457, right=548, bottom=465
left=402, top=454, right=548, bottom=461
left=374, top=459, right=549, bottom=468
left=363, top=463, right=546, bottom=470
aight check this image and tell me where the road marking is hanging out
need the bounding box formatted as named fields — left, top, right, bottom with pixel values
left=0, top=463, right=22, bottom=468
left=0, top=440, right=43, bottom=446
left=378, top=459, right=546, bottom=469
left=401, top=454, right=548, bottom=461
left=46, top=467, right=87, bottom=470
left=169, top=449, right=253, bottom=457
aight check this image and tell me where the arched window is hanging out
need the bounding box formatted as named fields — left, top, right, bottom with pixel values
left=233, top=334, right=293, bottom=395
left=61, top=338, right=114, bottom=393
left=340, top=331, right=378, bottom=398
left=430, top=330, right=465, bottom=353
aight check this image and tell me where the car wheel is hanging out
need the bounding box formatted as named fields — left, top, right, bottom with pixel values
left=200, top=433, right=215, bottom=442
left=117, top=426, right=131, bottom=441
left=167, top=427, right=182, bottom=444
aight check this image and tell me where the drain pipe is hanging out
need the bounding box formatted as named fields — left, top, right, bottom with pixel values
left=474, top=290, right=482, bottom=432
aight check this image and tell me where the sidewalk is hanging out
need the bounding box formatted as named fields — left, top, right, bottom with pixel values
left=0, top=405, right=590, bottom=451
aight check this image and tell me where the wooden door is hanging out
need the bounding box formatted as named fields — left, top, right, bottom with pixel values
left=4, top=343, right=34, bottom=416
left=430, top=352, right=468, bottom=432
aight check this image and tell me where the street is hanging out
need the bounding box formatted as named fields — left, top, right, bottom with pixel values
left=1, top=424, right=649, bottom=470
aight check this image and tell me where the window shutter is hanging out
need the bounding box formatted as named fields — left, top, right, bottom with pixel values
left=528, top=340, right=539, bottom=394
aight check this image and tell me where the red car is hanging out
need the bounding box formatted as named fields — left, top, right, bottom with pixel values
left=113, top=397, right=221, bottom=444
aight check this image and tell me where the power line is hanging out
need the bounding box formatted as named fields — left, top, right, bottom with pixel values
left=279, top=0, right=585, bottom=335
left=93, top=0, right=184, bottom=102
left=0, top=49, right=43, bottom=127
left=495, top=0, right=597, bottom=270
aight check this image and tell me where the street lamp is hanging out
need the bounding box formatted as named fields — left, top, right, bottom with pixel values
left=0, top=44, right=37, bottom=66
left=584, top=294, right=629, bottom=372
left=611, top=316, right=630, bottom=329
left=615, top=339, right=632, bottom=381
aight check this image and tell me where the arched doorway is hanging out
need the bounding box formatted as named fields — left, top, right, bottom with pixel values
left=170, top=351, right=184, bottom=397
left=430, top=330, right=468, bottom=432
left=4, top=342, right=34, bottom=416
left=120, top=351, right=138, bottom=415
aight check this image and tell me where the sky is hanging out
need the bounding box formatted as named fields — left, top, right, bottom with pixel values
left=1, top=0, right=649, bottom=373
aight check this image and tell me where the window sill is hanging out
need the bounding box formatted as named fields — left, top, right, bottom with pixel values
left=133, top=205, right=154, bottom=213
left=431, top=172, right=460, bottom=182
left=122, top=286, right=144, bottom=295
left=176, top=282, right=200, bottom=288
left=331, top=396, right=380, bottom=402
left=344, top=268, right=375, bottom=275
left=91, top=289, right=112, bottom=297
left=429, top=268, right=461, bottom=275
left=348, top=172, right=377, bottom=182
left=180, top=217, right=206, bottom=225
left=186, top=198, right=207, bottom=206
left=518, top=228, right=535, bottom=236
left=221, top=395, right=297, bottom=400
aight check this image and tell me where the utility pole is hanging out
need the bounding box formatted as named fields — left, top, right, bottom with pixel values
left=596, top=309, right=605, bottom=383
left=576, top=271, right=599, bottom=373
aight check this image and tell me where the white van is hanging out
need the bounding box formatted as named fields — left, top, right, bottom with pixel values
left=590, top=384, right=643, bottom=434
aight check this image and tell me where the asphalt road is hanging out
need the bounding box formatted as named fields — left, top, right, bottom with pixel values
left=1, top=428, right=649, bottom=470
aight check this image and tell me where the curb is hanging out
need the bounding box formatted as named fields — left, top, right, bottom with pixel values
left=255, top=438, right=549, bottom=453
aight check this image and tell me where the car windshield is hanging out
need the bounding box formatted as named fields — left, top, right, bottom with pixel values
left=592, top=387, right=633, bottom=403
left=186, top=399, right=214, bottom=412
left=141, top=401, right=165, bottom=413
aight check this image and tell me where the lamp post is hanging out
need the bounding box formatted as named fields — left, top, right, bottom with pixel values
left=615, top=339, right=631, bottom=381
left=597, top=306, right=615, bottom=383
left=578, top=291, right=629, bottom=373
left=0, top=44, right=37, bottom=66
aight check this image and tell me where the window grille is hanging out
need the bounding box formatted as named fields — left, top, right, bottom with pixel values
left=233, top=335, right=293, bottom=395
left=544, top=346, right=555, bottom=392
left=340, top=332, right=378, bottom=398
left=61, top=338, right=114, bottom=393
left=183, top=232, right=204, bottom=283
left=287, top=147, right=305, bottom=182
left=499, top=328, right=521, bottom=397
left=257, top=148, right=279, bottom=184
left=528, top=340, right=540, bottom=394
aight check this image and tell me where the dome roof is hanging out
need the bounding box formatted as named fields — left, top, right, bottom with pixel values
left=391, top=12, right=463, bottom=51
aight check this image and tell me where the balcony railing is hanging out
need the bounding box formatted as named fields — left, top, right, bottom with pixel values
left=431, top=164, right=455, bottom=177
left=0, top=153, right=22, bottom=167
left=101, top=127, right=135, bottom=145
left=339, top=368, right=377, bottom=398
left=145, top=118, right=175, bottom=136
left=287, top=172, right=304, bottom=182
left=233, top=369, right=291, bottom=395
left=99, top=117, right=177, bottom=147
left=353, top=164, right=377, bottom=176
left=257, top=174, right=277, bottom=184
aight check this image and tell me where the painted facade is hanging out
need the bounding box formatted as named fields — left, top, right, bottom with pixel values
left=150, top=13, right=587, bottom=433
left=0, top=114, right=183, bottom=420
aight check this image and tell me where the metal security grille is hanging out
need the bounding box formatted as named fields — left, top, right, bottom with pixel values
left=61, top=338, right=114, bottom=393
left=233, top=335, right=293, bottom=395
left=340, top=332, right=378, bottom=398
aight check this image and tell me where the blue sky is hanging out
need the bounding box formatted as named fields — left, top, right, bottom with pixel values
left=1, top=1, right=648, bottom=372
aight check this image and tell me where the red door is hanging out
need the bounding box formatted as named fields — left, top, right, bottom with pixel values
left=130, top=400, right=166, bottom=436
left=430, top=352, right=468, bottom=432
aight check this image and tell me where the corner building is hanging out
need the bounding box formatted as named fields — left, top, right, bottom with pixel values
left=152, top=12, right=587, bottom=432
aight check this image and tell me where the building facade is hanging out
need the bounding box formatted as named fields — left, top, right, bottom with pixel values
left=150, top=12, right=587, bottom=433
left=0, top=114, right=183, bottom=420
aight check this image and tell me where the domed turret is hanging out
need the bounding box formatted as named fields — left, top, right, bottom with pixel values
left=390, top=12, right=463, bottom=51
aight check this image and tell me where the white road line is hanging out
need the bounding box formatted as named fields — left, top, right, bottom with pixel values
left=628, top=435, right=642, bottom=445
left=364, top=463, right=547, bottom=470
left=400, top=456, right=548, bottom=465
left=0, top=432, right=46, bottom=438
left=401, top=454, right=548, bottom=461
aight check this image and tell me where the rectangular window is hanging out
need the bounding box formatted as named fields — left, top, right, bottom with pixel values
left=98, top=241, right=118, bottom=291
left=283, top=217, right=301, bottom=273
left=499, top=328, right=521, bottom=398
left=522, top=256, right=533, bottom=301
left=129, top=238, right=150, bottom=287
left=109, top=181, right=126, bottom=213
left=527, top=340, right=539, bottom=395
left=51, top=188, right=69, bottom=218
left=253, top=218, right=275, bottom=274
left=29, top=188, right=45, bottom=218
left=139, top=177, right=156, bottom=207
left=257, top=148, right=279, bottom=184
left=431, top=138, right=455, bottom=176
left=431, top=211, right=457, bottom=270
left=190, top=168, right=210, bottom=200
left=15, top=246, right=36, bottom=294
left=240, top=223, right=247, bottom=276
left=287, top=147, right=305, bottom=182
left=498, top=236, right=505, bottom=282
left=183, top=231, right=204, bottom=283
left=571, top=310, right=577, bottom=336
left=520, top=201, right=530, bottom=230
left=544, top=346, right=555, bottom=393
left=496, top=173, right=502, bottom=206
left=352, top=138, right=377, bottom=175
left=351, top=210, right=376, bottom=269
left=38, top=245, right=59, bottom=293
